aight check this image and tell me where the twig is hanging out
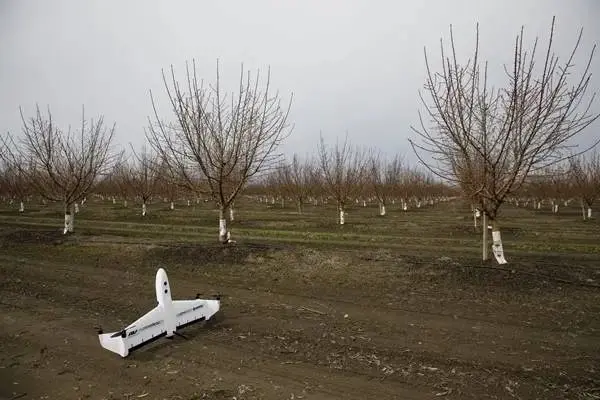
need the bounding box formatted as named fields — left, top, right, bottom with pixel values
left=297, top=306, right=326, bottom=315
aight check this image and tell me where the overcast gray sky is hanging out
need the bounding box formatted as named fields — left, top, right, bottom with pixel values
left=1, top=0, right=598, bottom=163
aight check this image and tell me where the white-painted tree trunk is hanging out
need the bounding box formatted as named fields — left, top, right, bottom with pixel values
left=491, top=227, right=507, bottom=264
left=363, top=200, right=367, bottom=207
left=230, top=207, right=235, bottom=221
left=417, top=201, right=422, bottom=208
left=112, top=197, right=116, bottom=204
left=473, top=208, right=480, bottom=228
left=219, top=218, right=228, bottom=242
left=63, top=209, right=74, bottom=235
left=482, top=212, right=488, bottom=261
left=553, top=204, right=559, bottom=213
left=219, top=209, right=232, bottom=243
left=379, top=202, right=386, bottom=216
left=74, top=203, right=80, bottom=214
left=588, top=207, right=592, bottom=219
left=187, top=200, right=190, bottom=206
left=339, top=209, right=345, bottom=225
left=537, top=201, right=541, bottom=209
left=170, top=201, right=174, bottom=210
left=123, top=199, right=128, bottom=207
left=19, top=201, right=24, bottom=213
left=142, top=203, right=147, bottom=217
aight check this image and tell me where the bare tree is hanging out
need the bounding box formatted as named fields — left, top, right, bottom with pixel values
left=0, top=155, right=30, bottom=212
left=410, top=17, right=599, bottom=263
left=317, top=134, right=369, bottom=225
left=276, top=154, right=315, bottom=214
left=1, top=105, right=116, bottom=233
left=146, top=60, right=293, bottom=243
left=122, top=145, right=162, bottom=217
left=369, top=153, right=404, bottom=216
left=569, top=150, right=600, bottom=220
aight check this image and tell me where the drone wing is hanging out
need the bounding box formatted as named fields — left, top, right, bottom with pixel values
left=98, top=306, right=165, bottom=357
left=174, top=298, right=220, bottom=328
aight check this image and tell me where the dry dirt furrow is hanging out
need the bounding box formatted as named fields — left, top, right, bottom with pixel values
left=1, top=254, right=598, bottom=399
left=0, top=298, right=436, bottom=400
left=2, top=255, right=598, bottom=364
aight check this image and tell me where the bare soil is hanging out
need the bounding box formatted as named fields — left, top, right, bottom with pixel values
left=1, top=228, right=599, bottom=400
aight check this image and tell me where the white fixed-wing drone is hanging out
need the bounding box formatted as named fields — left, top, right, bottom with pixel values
left=98, top=268, right=220, bottom=357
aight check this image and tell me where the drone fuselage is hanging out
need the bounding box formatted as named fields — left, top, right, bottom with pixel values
left=155, top=268, right=176, bottom=337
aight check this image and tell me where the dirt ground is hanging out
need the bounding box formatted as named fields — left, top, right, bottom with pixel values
left=0, top=225, right=599, bottom=400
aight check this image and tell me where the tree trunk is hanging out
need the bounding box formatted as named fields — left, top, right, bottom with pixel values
left=473, top=208, right=480, bottom=228
left=337, top=203, right=346, bottom=225
left=588, top=207, right=592, bottom=219
left=170, top=201, right=175, bottom=210
left=74, top=203, right=80, bottom=214
left=490, top=220, right=507, bottom=264
left=379, top=202, right=386, bottom=216
left=297, top=200, right=303, bottom=214
left=229, top=207, right=235, bottom=221
left=582, top=202, right=587, bottom=220
left=482, top=212, right=488, bottom=261
left=112, top=197, right=116, bottom=204
left=219, top=208, right=230, bottom=243
left=123, top=199, right=128, bottom=207
left=142, top=203, right=147, bottom=217
left=19, top=201, right=24, bottom=213
left=63, top=204, right=74, bottom=235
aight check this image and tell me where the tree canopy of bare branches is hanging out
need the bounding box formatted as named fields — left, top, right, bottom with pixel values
left=369, top=153, right=404, bottom=216
left=410, top=17, right=599, bottom=262
left=1, top=105, right=116, bottom=233
left=0, top=153, right=30, bottom=212
left=120, top=145, right=163, bottom=216
left=146, top=60, right=293, bottom=243
left=569, top=150, right=600, bottom=219
left=317, top=134, right=370, bottom=224
left=276, top=154, right=315, bottom=214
